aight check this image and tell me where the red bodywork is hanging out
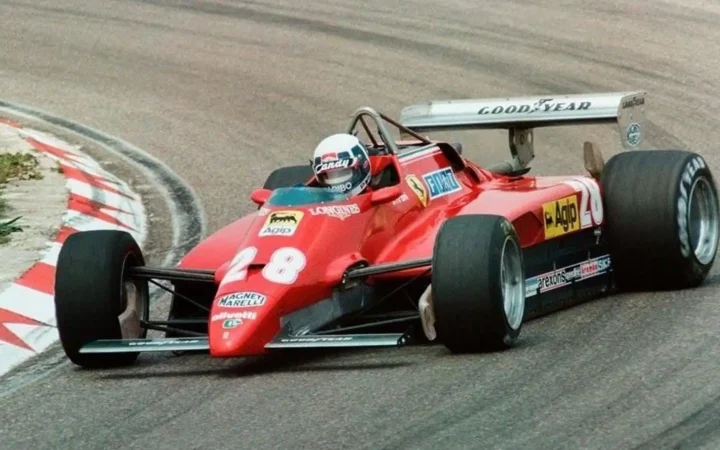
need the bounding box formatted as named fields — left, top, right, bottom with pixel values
left=177, top=143, right=602, bottom=357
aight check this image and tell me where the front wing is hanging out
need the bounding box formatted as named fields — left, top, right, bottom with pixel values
left=79, top=333, right=409, bottom=354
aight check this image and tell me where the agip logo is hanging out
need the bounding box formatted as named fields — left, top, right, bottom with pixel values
left=259, top=210, right=304, bottom=237
left=542, top=194, right=580, bottom=239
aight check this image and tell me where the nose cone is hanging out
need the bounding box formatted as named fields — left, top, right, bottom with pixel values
left=207, top=202, right=370, bottom=357
left=208, top=291, right=280, bottom=357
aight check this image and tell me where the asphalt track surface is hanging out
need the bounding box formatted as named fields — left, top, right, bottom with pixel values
left=2, top=1, right=720, bottom=449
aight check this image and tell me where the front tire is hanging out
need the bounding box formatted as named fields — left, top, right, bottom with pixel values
left=600, top=150, right=720, bottom=290
left=54, top=230, right=149, bottom=368
left=432, top=215, right=526, bottom=352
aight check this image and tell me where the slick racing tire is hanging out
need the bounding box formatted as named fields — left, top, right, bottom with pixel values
left=263, top=165, right=314, bottom=190
left=601, top=150, right=720, bottom=290
left=54, top=230, right=149, bottom=368
left=432, top=215, right=526, bottom=352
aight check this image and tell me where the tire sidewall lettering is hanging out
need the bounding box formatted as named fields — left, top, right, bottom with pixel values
left=677, top=156, right=706, bottom=259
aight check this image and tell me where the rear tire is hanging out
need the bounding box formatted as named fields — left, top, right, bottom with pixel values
left=432, top=215, right=526, bottom=352
left=600, top=150, right=720, bottom=290
left=54, top=230, right=148, bottom=368
left=263, top=165, right=314, bottom=190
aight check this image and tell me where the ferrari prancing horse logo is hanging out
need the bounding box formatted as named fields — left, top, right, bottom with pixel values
left=405, top=175, right=428, bottom=207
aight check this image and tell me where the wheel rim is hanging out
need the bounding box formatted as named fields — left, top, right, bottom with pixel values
left=688, top=176, right=720, bottom=265
left=500, top=236, right=525, bottom=330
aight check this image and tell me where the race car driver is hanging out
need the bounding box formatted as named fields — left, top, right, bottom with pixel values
left=311, top=133, right=374, bottom=196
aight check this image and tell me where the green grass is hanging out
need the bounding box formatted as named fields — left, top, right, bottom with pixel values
left=0, top=152, right=42, bottom=183
left=0, top=151, right=43, bottom=244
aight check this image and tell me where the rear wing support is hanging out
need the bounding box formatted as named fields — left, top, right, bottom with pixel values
left=399, top=92, right=646, bottom=174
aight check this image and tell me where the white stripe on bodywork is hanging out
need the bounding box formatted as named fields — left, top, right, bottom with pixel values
left=398, top=145, right=440, bottom=162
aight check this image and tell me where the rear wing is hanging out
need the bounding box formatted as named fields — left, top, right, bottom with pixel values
left=398, top=92, right=646, bottom=172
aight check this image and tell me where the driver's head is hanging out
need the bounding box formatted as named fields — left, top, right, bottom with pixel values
left=312, top=133, right=371, bottom=196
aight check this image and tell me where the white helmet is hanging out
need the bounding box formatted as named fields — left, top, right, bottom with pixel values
left=312, top=134, right=372, bottom=196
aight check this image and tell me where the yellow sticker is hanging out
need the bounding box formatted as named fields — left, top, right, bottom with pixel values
left=259, top=210, right=304, bottom=237
left=406, top=175, right=428, bottom=207
left=542, top=195, right=580, bottom=239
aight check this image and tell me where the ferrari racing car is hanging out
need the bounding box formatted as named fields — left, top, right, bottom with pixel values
left=53, top=91, right=720, bottom=367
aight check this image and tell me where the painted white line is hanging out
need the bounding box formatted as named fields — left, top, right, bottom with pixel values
left=65, top=177, right=140, bottom=210
left=60, top=161, right=127, bottom=186
left=38, top=242, right=64, bottom=267
left=0, top=284, right=55, bottom=324
left=0, top=99, right=203, bottom=393
left=15, top=127, right=83, bottom=153
left=0, top=345, right=35, bottom=377
left=0, top=100, right=206, bottom=258
left=6, top=324, right=58, bottom=353
left=0, top=121, right=148, bottom=378
left=61, top=210, right=144, bottom=243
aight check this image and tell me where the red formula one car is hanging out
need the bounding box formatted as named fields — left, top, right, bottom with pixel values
left=54, top=92, right=720, bottom=368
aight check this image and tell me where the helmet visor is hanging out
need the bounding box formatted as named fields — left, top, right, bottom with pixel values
left=319, top=167, right=353, bottom=186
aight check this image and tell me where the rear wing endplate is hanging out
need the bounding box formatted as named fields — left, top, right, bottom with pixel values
left=399, top=92, right=646, bottom=172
